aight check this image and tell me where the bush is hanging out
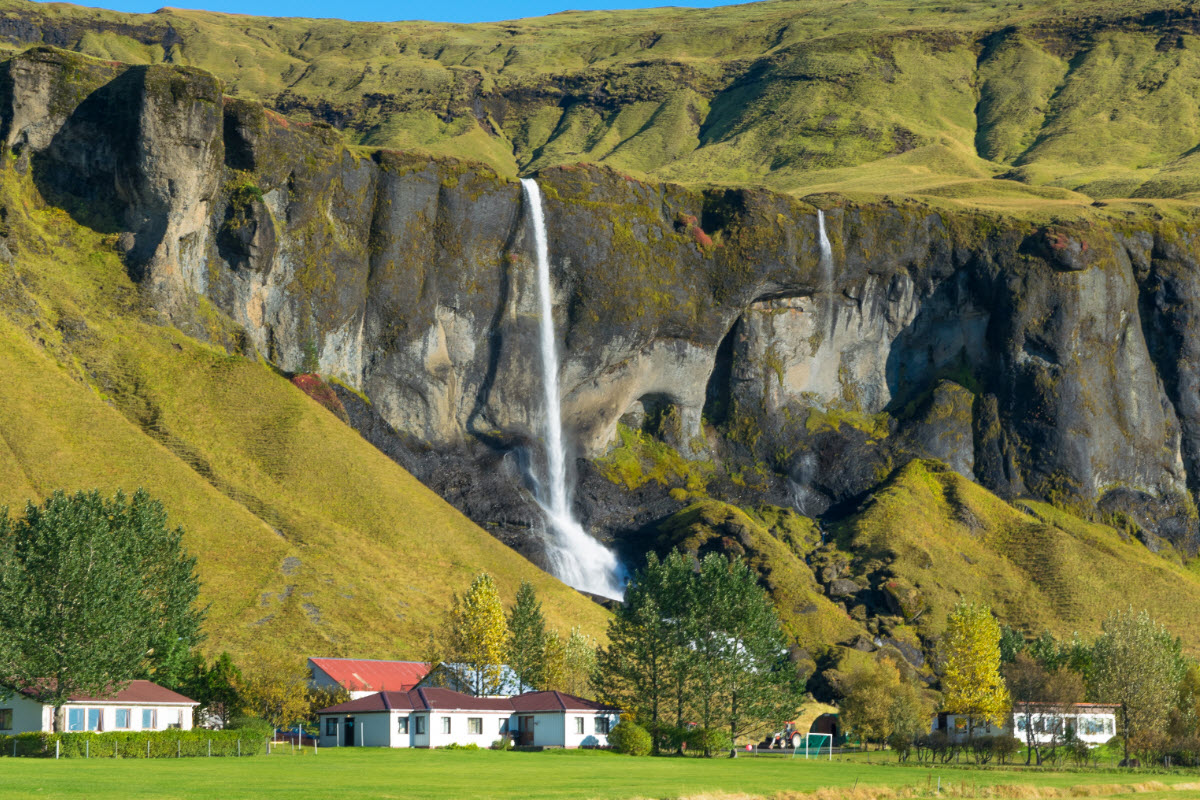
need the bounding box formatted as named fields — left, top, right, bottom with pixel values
left=608, top=721, right=652, bottom=756
left=888, top=732, right=913, bottom=762
left=227, top=715, right=273, bottom=736
left=656, top=725, right=688, bottom=754
left=0, top=729, right=263, bottom=758
left=685, top=727, right=732, bottom=757
left=490, top=737, right=513, bottom=751
left=439, top=742, right=480, bottom=751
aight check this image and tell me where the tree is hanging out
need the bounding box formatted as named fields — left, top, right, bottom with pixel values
left=1003, top=652, right=1083, bottom=765
left=595, top=551, right=693, bottom=752
left=448, top=572, right=508, bottom=695
left=562, top=627, right=597, bottom=697
left=940, top=602, right=1009, bottom=740
left=690, top=554, right=803, bottom=746
left=236, top=649, right=311, bottom=730
left=183, top=652, right=243, bottom=729
left=507, top=580, right=548, bottom=693
left=1092, top=607, right=1183, bottom=764
left=0, top=489, right=204, bottom=731
left=998, top=625, right=1025, bottom=664
left=841, top=655, right=931, bottom=751
left=540, top=629, right=567, bottom=692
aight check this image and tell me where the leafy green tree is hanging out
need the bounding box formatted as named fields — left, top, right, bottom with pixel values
left=0, top=489, right=204, bottom=731
left=940, top=602, right=1009, bottom=738
left=540, top=628, right=567, bottom=692
left=595, top=551, right=693, bottom=752
left=1003, top=652, right=1083, bottom=765
left=690, top=554, right=803, bottom=745
left=507, top=580, right=548, bottom=693
left=448, top=572, right=508, bottom=695
left=236, top=649, right=310, bottom=730
left=562, top=627, right=597, bottom=697
left=183, top=652, right=243, bottom=728
left=1092, top=607, right=1184, bottom=764
left=998, top=625, right=1025, bottom=664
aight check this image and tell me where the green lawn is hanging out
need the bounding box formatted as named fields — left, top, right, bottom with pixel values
left=2, top=748, right=1199, bottom=800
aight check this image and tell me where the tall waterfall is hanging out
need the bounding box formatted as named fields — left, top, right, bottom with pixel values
left=521, top=178, right=626, bottom=600
left=817, top=209, right=833, bottom=287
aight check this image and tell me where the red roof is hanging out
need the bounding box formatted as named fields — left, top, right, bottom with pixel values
left=317, top=688, right=620, bottom=716
left=20, top=680, right=197, bottom=705
left=511, top=691, right=620, bottom=713
left=309, top=658, right=430, bottom=693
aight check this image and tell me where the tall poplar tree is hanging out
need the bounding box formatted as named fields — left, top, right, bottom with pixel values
left=0, top=489, right=203, bottom=731
left=507, top=580, right=547, bottom=692
left=449, top=572, right=508, bottom=695
left=1092, top=607, right=1183, bottom=764
left=940, top=601, right=1009, bottom=738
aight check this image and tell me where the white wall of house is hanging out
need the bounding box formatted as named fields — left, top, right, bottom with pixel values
left=318, top=713, right=393, bottom=748
left=424, top=710, right=511, bottom=749
left=938, top=712, right=1115, bottom=746
left=319, top=710, right=512, bottom=749
left=521, top=711, right=617, bottom=748
left=0, top=694, right=194, bottom=734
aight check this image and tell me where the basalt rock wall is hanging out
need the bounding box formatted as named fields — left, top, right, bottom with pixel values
left=6, top=46, right=1200, bottom=556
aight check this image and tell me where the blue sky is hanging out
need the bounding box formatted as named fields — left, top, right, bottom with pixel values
left=65, top=0, right=740, bottom=24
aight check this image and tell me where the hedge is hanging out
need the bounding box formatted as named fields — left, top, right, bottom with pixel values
left=0, top=729, right=267, bottom=758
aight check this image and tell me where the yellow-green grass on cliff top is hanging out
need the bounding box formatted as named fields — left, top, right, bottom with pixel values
left=0, top=168, right=608, bottom=662
left=9, top=0, right=1200, bottom=215
left=834, top=460, right=1200, bottom=654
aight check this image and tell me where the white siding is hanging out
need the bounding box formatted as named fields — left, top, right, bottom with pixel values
left=0, top=693, right=46, bottom=734
left=0, top=696, right=193, bottom=734
left=424, top=710, right=510, bottom=749
left=523, top=711, right=618, bottom=748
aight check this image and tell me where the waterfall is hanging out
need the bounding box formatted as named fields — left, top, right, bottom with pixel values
left=817, top=209, right=833, bottom=290
left=521, top=178, right=626, bottom=600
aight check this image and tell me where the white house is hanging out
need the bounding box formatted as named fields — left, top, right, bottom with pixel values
left=308, top=657, right=430, bottom=699
left=0, top=680, right=199, bottom=734
left=933, top=703, right=1118, bottom=746
left=316, top=687, right=620, bottom=749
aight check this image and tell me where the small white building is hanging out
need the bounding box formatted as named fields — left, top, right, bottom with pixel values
left=308, top=657, right=430, bottom=700
left=416, top=662, right=523, bottom=697
left=933, top=703, right=1118, bottom=746
left=0, top=680, right=199, bottom=734
left=316, top=687, right=620, bottom=749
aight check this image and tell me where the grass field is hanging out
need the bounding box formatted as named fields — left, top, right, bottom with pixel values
left=1, top=748, right=1199, bottom=800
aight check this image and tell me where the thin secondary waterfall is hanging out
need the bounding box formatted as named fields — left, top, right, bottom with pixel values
left=817, top=209, right=833, bottom=290
left=521, top=178, right=626, bottom=600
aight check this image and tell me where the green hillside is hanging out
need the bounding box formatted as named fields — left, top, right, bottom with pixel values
left=5, top=0, right=1200, bottom=210
left=0, top=161, right=609, bottom=661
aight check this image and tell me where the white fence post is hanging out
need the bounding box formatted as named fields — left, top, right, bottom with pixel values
left=147, top=740, right=150, bottom=758
left=55, top=741, right=59, bottom=760
left=208, top=740, right=211, bottom=757
left=86, top=739, right=89, bottom=759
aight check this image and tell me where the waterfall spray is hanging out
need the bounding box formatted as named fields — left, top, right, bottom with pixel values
left=817, top=209, right=833, bottom=291
left=521, top=178, right=626, bottom=600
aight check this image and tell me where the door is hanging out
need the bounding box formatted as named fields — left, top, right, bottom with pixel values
left=345, top=717, right=355, bottom=747
left=519, top=716, right=534, bottom=746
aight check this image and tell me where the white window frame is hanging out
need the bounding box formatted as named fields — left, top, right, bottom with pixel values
left=574, top=717, right=584, bottom=734
left=440, top=716, right=451, bottom=734
left=397, top=716, right=409, bottom=734
left=115, top=708, right=132, bottom=729
left=142, top=709, right=157, bottom=730
left=595, top=717, right=609, bottom=735
left=467, top=717, right=482, bottom=735
left=415, top=716, right=426, bottom=735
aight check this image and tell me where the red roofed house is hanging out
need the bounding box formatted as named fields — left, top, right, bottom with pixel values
left=307, top=658, right=431, bottom=699
left=0, top=681, right=199, bottom=734
left=315, top=687, right=620, bottom=749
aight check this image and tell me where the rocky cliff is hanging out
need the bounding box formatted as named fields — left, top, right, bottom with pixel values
left=6, top=44, right=1200, bottom=666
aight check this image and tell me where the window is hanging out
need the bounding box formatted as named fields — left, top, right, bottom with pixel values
left=326, top=717, right=338, bottom=736
left=499, top=719, right=509, bottom=734
left=397, top=716, right=409, bottom=734
left=0, top=709, right=11, bottom=731
left=415, top=716, right=426, bottom=735
left=1016, top=717, right=1027, bottom=733
left=595, top=717, right=610, bottom=735
left=467, top=717, right=482, bottom=735
left=115, top=709, right=131, bottom=729
left=68, top=708, right=85, bottom=732
left=1106, top=718, right=1115, bottom=735
left=574, top=717, right=584, bottom=735
left=87, top=709, right=102, bottom=731
left=441, top=717, right=451, bottom=734
left=142, top=709, right=156, bottom=730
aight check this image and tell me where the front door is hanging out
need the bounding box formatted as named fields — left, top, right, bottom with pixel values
left=519, top=716, right=534, bottom=746
left=345, top=716, right=355, bottom=746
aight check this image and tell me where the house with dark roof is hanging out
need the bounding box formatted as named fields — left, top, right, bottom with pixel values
left=307, top=658, right=431, bottom=699
left=0, top=680, right=199, bottom=734
left=315, top=687, right=620, bottom=749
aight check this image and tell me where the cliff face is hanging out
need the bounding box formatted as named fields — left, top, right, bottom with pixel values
left=6, top=46, right=1200, bottom=568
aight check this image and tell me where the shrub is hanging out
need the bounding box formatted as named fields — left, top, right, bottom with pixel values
left=0, top=729, right=263, bottom=758
left=439, top=742, right=480, bottom=751
left=227, top=714, right=273, bottom=736
left=608, top=721, right=651, bottom=756
left=490, top=737, right=513, bottom=751
left=685, top=727, right=732, bottom=757
left=888, top=732, right=913, bottom=762
left=656, top=725, right=688, bottom=754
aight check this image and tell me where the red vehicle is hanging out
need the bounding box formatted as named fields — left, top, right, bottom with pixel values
left=764, top=722, right=802, bottom=749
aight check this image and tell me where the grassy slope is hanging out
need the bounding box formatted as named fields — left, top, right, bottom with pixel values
left=6, top=0, right=1200, bottom=214
left=835, top=461, right=1200, bottom=653
left=0, top=748, right=1197, bottom=800
left=0, top=169, right=609, bottom=661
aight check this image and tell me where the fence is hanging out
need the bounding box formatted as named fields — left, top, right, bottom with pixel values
left=0, top=730, right=266, bottom=758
